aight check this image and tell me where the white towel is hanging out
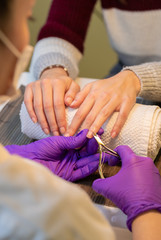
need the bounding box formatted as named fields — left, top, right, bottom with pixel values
left=20, top=77, right=161, bottom=160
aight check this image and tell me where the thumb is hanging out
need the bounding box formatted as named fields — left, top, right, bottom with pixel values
left=92, top=178, right=108, bottom=196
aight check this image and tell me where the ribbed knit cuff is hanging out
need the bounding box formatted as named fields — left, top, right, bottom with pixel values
left=123, top=61, right=161, bottom=102
left=29, top=37, right=82, bottom=80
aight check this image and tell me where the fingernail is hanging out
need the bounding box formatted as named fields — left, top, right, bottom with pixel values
left=32, top=117, right=37, bottom=123
left=60, top=127, right=66, bottom=135
left=87, top=130, right=93, bottom=138
left=64, top=133, right=70, bottom=137
left=70, top=100, right=77, bottom=106
left=43, top=128, right=49, bottom=135
left=66, top=97, right=73, bottom=105
left=53, top=131, right=59, bottom=136
left=111, top=131, right=116, bottom=138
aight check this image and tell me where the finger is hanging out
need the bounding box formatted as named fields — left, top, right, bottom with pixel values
left=33, top=81, right=50, bottom=135
left=97, top=128, right=104, bottom=136
left=41, top=79, right=59, bottom=135
left=111, top=99, right=134, bottom=138
left=72, top=156, right=100, bottom=181
left=60, top=129, right=88, bottom=150
left=53, top=81, right=67, bottom=135
left=92, top=178, right=112, bottom=197
left=70, top=83, right=92, bottom=108
left=24, top=83, right=37, bottom=123
left=67, top=94, right=95, bottom=136
left=80, top=128, right=104, bottom=156
left=92, top=177, right=122, bottom=205
left=64, top=81, right=80, bottom=106
left=76, top=153, right=99, bottom=168
left=78, top=138, right=99, bottom=158
left=76, top=152, right=112, bottom=168
left=115, top=145, right=135, bottom=167
left=86, top=96, right=119, bottom=138
left=105, top=153, right=121, bottom=166
left=92, top=178, right=106, bottom=195
left=77, top=129, right=104, bottom=158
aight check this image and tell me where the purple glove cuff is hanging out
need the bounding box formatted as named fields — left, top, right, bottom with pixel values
left=127, top=202, right=161, bottom=231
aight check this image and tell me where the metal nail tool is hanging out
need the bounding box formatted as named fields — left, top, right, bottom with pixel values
left=93, top=133, right=120, bottom=179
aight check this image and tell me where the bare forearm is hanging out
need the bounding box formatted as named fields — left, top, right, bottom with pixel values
left=132, top=210, right=161, bottom=240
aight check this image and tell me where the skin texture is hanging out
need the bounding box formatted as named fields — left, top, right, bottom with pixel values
left=132, top=211, right=161, bottom=240
left=67, top=70, right=141, bottom=138
left=24, top=67, right=141, bottom=138
left=24, top=67, right=80, bottom=136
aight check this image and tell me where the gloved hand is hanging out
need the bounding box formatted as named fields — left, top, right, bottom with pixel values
left=92, top=145, right=161, bottom=231
left=5, top=129, right=107, bottom=182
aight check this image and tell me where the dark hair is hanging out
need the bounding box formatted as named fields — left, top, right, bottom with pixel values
left=0, top=0, right=12, bottom=22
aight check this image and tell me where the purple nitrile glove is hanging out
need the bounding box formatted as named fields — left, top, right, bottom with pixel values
left=5, top=129, right=107, bottom=181
left=92, top=145, right=161, bottom=231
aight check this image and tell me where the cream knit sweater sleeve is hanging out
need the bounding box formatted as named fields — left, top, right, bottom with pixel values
left=123, top=61, right=161, bottom=102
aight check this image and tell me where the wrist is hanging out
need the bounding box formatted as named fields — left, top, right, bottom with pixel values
left=127, top=202, right=161, bottom=231
left=122, top=69, right=141, bottom=95
left=40, top=65, right=69, bottom=78
left=132, top=210, right=161, bottom=240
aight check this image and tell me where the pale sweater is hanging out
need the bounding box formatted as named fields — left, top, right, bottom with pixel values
left=30, top=0, right=161, bottom=102
left=0, top=144, right=115, bottom=239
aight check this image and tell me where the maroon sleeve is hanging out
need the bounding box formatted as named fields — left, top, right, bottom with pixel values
left=38, top=0, right=97, bottom=53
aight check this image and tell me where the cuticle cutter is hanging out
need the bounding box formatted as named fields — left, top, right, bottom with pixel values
left=93, top=133, right=120, bottom=179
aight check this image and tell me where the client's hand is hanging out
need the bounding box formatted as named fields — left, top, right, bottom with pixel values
left=92, top=145, right=161, bottom=231
left=5, top=129, right=106, bottom=182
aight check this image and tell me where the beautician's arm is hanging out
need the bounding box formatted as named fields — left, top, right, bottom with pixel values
left=132, top=210, right=161, bottom=240
left=92, top=145, right=161, bottom=237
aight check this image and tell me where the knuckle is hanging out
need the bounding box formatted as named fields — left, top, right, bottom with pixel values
left=100, top=108, right=110, bottom=119
left=34, top=81, right=40, bottom=88
left=101, top=91, right=108, bottom=100
left=58, top=118, right=66, bottom=127
left=88, top=91, right=96, bottom=101
left=52, top=78, right=61, bottom=85
left=54, top=100, right=64, bottom=109
left=44, top=103, right=53, bottom=112
left=25, top=82, right=32, bottom=90
left=119, top=111, right=128, bottom=121
left=41, top=78, right=50, bottom=87
left=124, top=95, right=134, bottom=103
left=34, top=102, right=42, bottom=111
left=74, top=110, right=84, bottom=121
left=84, top=115, right=93, bottom=126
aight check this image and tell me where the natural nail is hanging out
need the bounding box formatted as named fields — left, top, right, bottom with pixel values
left=111, top=131, right=116, bottom=138
left=32, top=117, right=37, bottom=123
left=43, top=128, right=50, bottom=135
left=60, top=127, right=66, bottom=135
left=66, top=97, right=73, bottom=105
left=53, top=131, right=59, bottom=136
left=87, top=130, right=93, bottom=138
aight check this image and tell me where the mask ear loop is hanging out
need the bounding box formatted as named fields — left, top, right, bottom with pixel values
left=0, top=29, right=21, bottom=58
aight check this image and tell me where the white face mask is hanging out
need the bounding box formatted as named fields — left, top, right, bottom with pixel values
left=0, top=29, right=33, bottom=101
